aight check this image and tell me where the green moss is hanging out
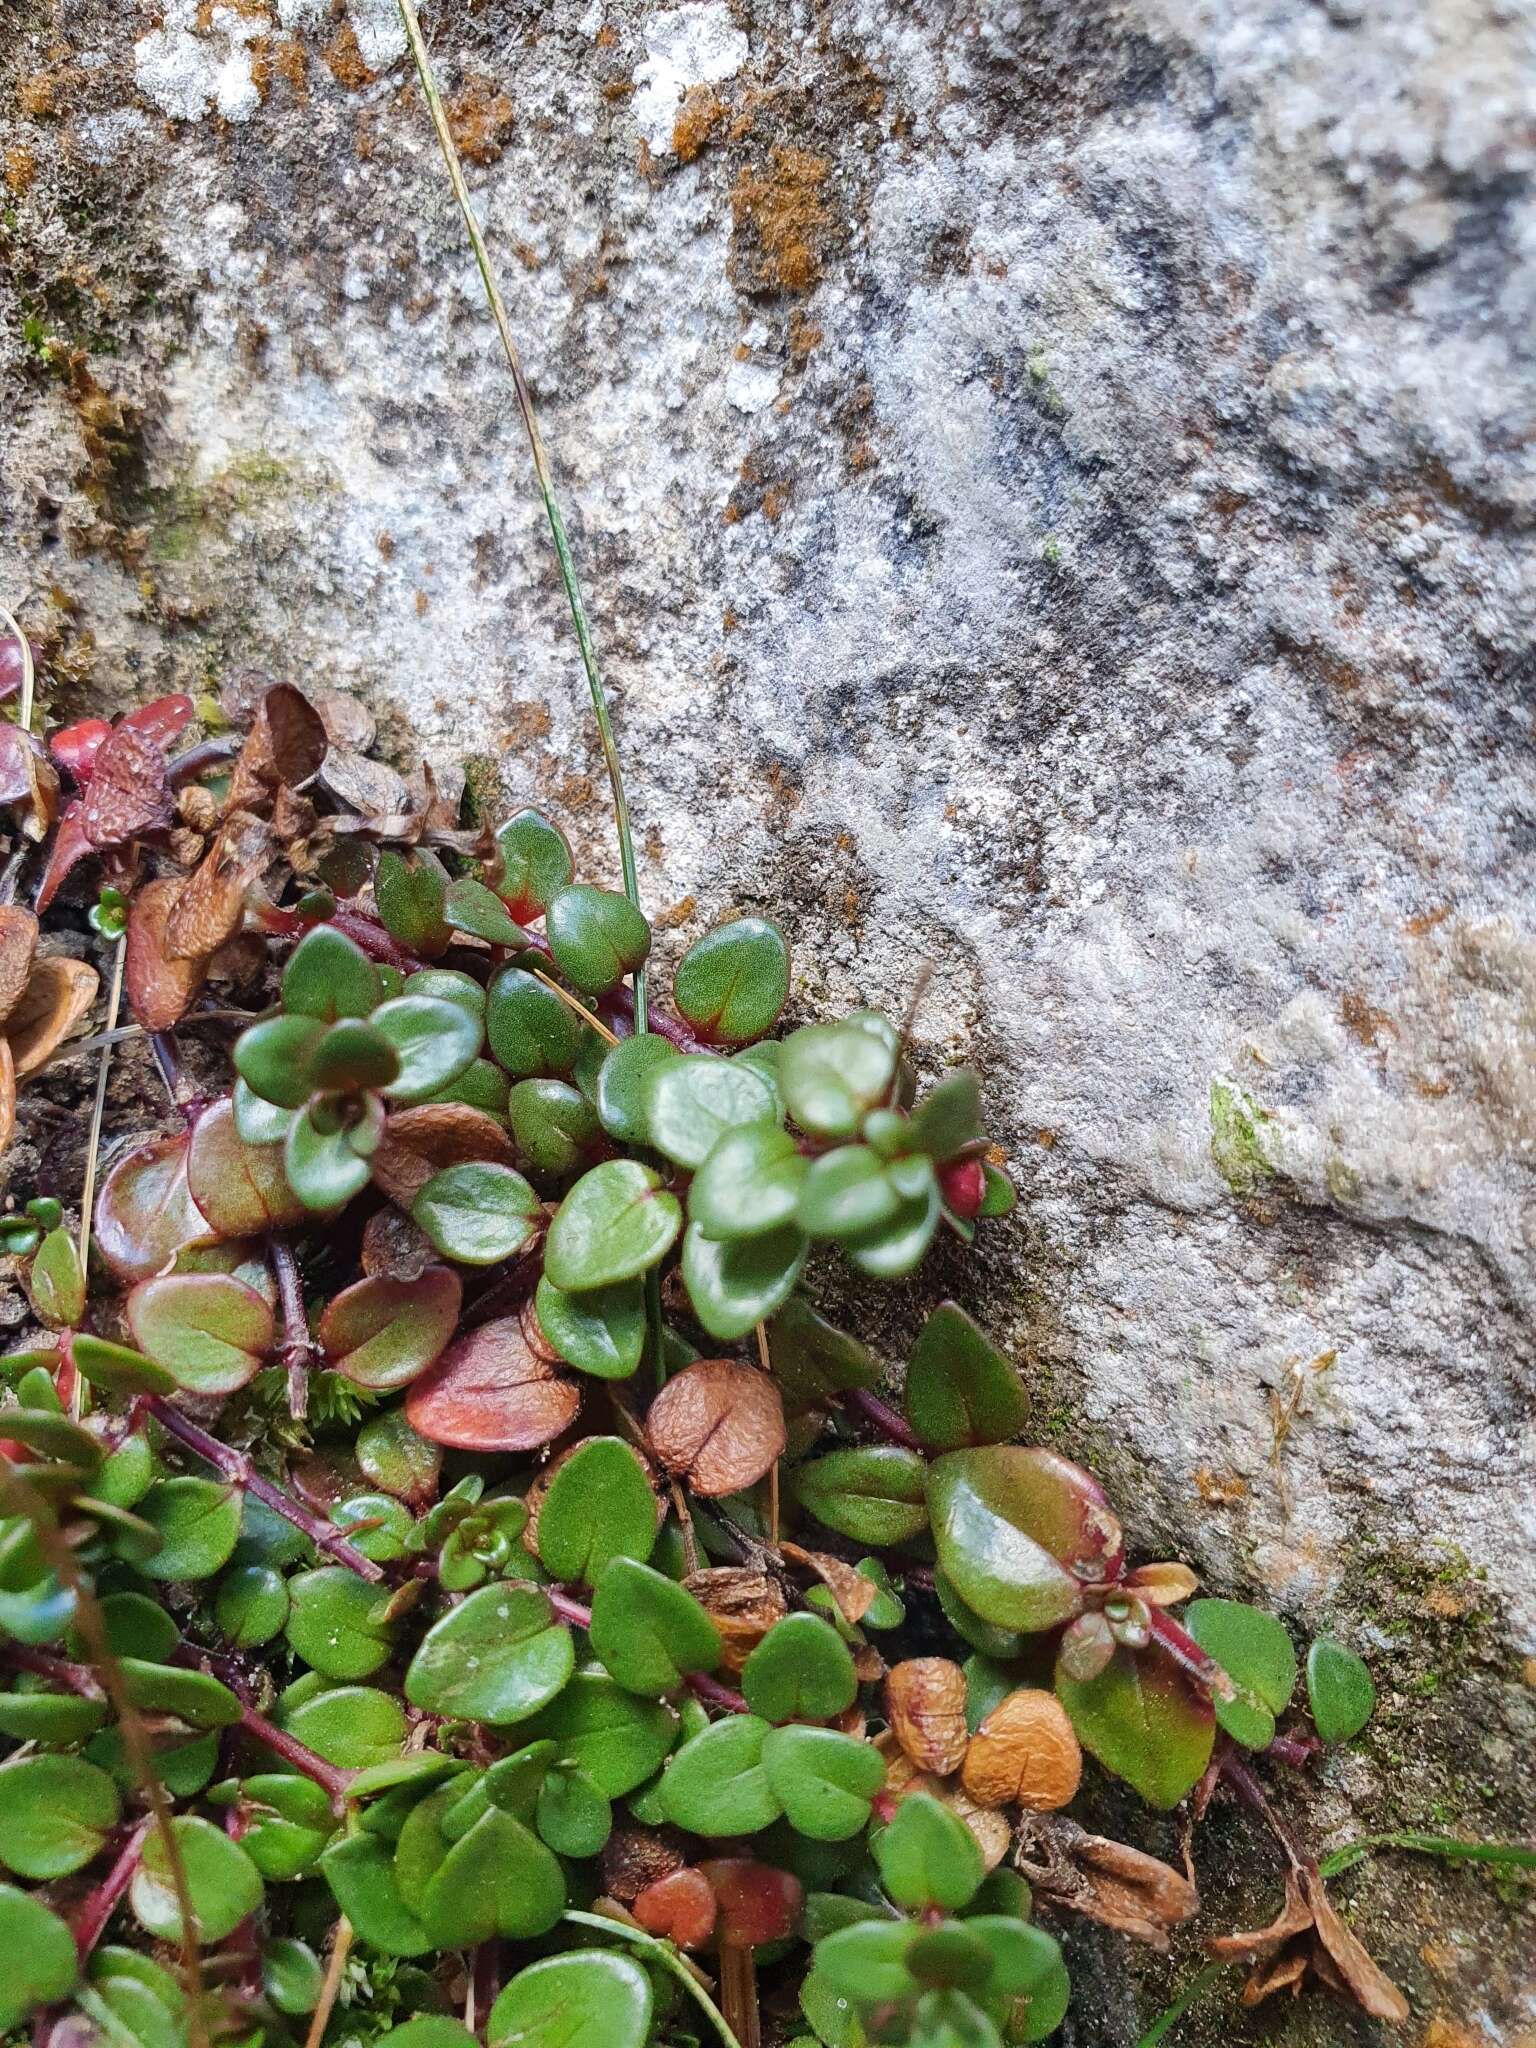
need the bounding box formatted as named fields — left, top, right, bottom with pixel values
left=1209, top=1080, right=1277, bottom=1196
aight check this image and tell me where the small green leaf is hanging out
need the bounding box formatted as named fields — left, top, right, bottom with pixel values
left=28, top=1227, right=85, bottom=1330
left=672, top=918, right=791, bottom=1044
left=588, top=1557, right=721, bottom=1694
left=118, top=1660, right=241, bottom=1729
left=262, top=1936, right=324, bottom=2016
left=411, top=1162, right=541, bottom=1265
left=905, top=1304, right=1028, bottom=1452
left=282, top=926, right=381, bottom=1021
left=486, top=965, right=584, bottom=1079
left=137, top=1478, right=241, bottom=1581
left=284, top=1686, right=408, bottom=1768
left=524, top=1671, right=678, bottom=1797
left=232, top=1076, right=293, bottom=1143
left=743, top=1613, right=857, bottom=1723
left=405, top=1583, right=574, bottom=1725
left=0, top=1755, right=120, bottom=1878
left=1185, top=1598, right=1296, bottom=1750
left=376, top=849, right=452, bottom=957
left=229, top=1776, right=334, bottom=1883
left=285, top=1106, right=371, bottom=1211
left=127, top=1272, right=273, bottom=1396
left=906, top=1071, right=982, bottom=1162
left=286, top=1567, right=395, bottom=1680
left=332, top=1491, right=415, bottom=1563
left=131, top=1815, right=263, bottom=1945
left=768, top=1299, right=879, bottom=1411
left=445, top=876, right=527, bottom=946
left=792, top=1446, right=930, bottom=1547
left=235, top=1014, right=327, bottom=1109
left=488, top=1952, right=652, bottom=2048
left=357, top=1407, right=442, bottom=1509
left=0, top=1692, right=107, bottom=1742
left=536, top=1436, right=657, bottom=1584
left=508, top=1077, right=603, bottom=1180
left=1305, top=1638, right=1376, bottom=1744
left=925, top=1447, right=1122, bottom=1633
left=320, top=1833, right=433, bottom=1956
left=845, top=1166, right=940, bottom=1278
left=535, top=1766, right=612, bottom=1857
left=647, top=1054, right=778, bottom=1170
left=0, top=1885, right=78, bottom=2028
left=373, top=995, right=481, bottom=1103
left=682, top=1219, right=808, bottom=1340
left=762, top=1725, right=885, bottom=1841
left=780, top=1021, right=896, bottom=1139
left=69, top=1335, right=176, bottom=1397
left=874, top=1792, right=984, bottom=1911
left=659, top=1714, right=781, bottom=1835
left=318, top=1268, right=461, bottom=1389
left=545, top=884, right=651, bottom=996
left=309, top=1018, right=401, bottom=1092
left=977, top=1164, right=1015, bottom=1217
left=406, top=967, right=487, bottom=1022
left=812, top=1919, right=917, bottom=2004
left=544, top=1160, right=682, bottom=1291
left=795, top=1146, right=904, bottom=1240
left=534, top=1276, right=645, bottom=1380
left=215, top=1564, right=290, bottom=1647
left=690, top=1122, right=808, bottom=1239
left=1055, top=1644, right=1214, bottom=1808
left=491, top=809, right=575, bottom=922
left=593, top=1032, right=679, bottom=1146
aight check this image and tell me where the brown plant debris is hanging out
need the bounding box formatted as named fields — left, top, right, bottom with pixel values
left=1208, top=1864, right=1409, bottom=2021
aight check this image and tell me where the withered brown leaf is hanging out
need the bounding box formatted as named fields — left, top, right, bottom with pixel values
left=1015, top=1813, right=1199, bottom=1951
left=7, top=956, right=100, bottom=1077
left=961, top=1688, right=1082, bottom=1813
left=361, top=1207, right=438, bottom=1283
left=81, top=723, right=173, bottom=849
left=885, top=1657, right=968, bottom=1777
left=682, top=1567, right=787, bottom=1676
left=371, top=1104, right=520, bottom=1209
left=646, top=1357, right=785, bottom=1497
left=164, top=810, right=273, bottom=961
left=1208, top=1863, right=1408, bottom=2021
left=226, top=683, right=328, bottom=811
left=125, top=878, right=208, bottom=1032
left=0, top=906, right=40, bottom=1027
left=405, top=1316, right=580, bottom=1451
left=781, top=1541, right=878, bottom=1628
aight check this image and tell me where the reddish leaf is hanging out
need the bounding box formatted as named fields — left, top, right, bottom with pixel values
left=125, top=878, right=206, bottom=1031
left=318, top=1267, right=462, bottom=1390
left=697, top=1860, right=803, bottom=1947
left=94, top=1131, right=214, bottom=1284
left=405, top=1316, right=580, bottom=1452
left=0, top=632, right=38, bottom=703
left=186, top=1098, right=305, bottom=1235
left=632, top=1867, right=717, bottom=1950
left=80, top=723, right=172, bottom=848
left=34, top=801, right=94, bottom=913
left=128, top=1271, right=274, bottom=1396
left=121, top=694, right=195, bottom=750
left=7, top=956, right=99, bottom=1076
left=163, top=811, right=272, bottom=961
left=49, top=718, right=112, bottom=785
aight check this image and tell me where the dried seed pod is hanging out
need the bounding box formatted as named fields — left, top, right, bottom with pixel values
left=632, top=1867, right=717, bottom=1950
left=176, top=783, right=220, bottom=834
left=646, top=1357, right=785, bottom=1497
left=0, top=905, right=39, bottom=1027
left=600, top=1826, right=686, bottom=1904
left=682, top=1567, right=786, bottom=1676
left=886, top=1657, right=969, bottom=1777
left=961, top=1688, right=1082, bottom=1813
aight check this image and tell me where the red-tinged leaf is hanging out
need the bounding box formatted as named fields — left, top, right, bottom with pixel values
left=926, top=1447, right=1124, bottom=1635
left=405, top=1317, right=580, bottom=1452
left=128, top=1271, right=274, bottom=1396
left=0, top=632, right=37, bottom=703
left=645, top=1359, right=785, bottom=1498
left=0, top=727, right=59, bottom=843
left=49, top=718, right=111, bottom=785
left=187, top=1098, right=304, bottom=1235
left=697, top=1859, right=804, bottom=1946
left=164, top=811, right=272, bottom=961
left=95, top=1131, right=215, bottom=1284
left=125, top=878, right=206, bottom=1031
left=34, top=802, right=93, bottom=913
left=632, top=1867, right=717, bottom=1950
left=7, top=956, right=99, bottom=1077
left=318, top=1268, right=462, bottom=1390
left=0, top=906, right=39, bottom=1027
left=80, top=724, right=172, bottom=849
left=121, top=694, right=194, bottom=750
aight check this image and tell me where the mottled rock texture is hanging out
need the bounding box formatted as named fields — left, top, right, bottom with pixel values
left=3, top=0, right=1534, bottom=2038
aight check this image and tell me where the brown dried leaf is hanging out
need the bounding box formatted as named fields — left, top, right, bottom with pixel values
left=851, top=1641, right=887, bottom=1685
left=886, top=1658, right=968, bottom=1777
left=7, top=956, right=99, bottom=1077
left=600, top=1827, right=686, bottom=1904
left=81, top=724, right=172, bottom=848
left=0, top=906, right=40, bottom=1028
left=646, top=1358, right=785, bottom=1498
left=1210, top=1867, right=1408, bottom=2022
left=319, top=748, right=410, bottom=819
left=385, top=1104, right=518, bottom=1171
left=361, top=1207, right=438, bottom=1283
left=125, top=878, right=207, bottom=1032
left=307, top=686, right=376, bottom=754
left=1016, top=1814, right=1199, bottom=1950
left=781, top=1540, right=878, bottom=1627
left=0, top=727, right=60, bottom=842
left=961, top=1688, right=1082, bottom=1813
left=682, top=1567, right=786, bottom=1676
left=404, top=1315, right=580, bottom=1451
left=164, top=810, right=273, bottom=960
left=226, top=683, right=328, bottom=810
left=1123, top=1560, right=1200, bottom=1607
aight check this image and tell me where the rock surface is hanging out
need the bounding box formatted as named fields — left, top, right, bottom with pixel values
left=2, top=0, right=1533, bottom=2037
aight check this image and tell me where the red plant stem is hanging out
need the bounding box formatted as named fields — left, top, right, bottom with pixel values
left=141, top=1396, right=383, bottom=1583
left=1218, top=1745, right=1307, bottom=1868
left=1266, top=1732, right=1320, bottom=1769
left=871, top=1792, right=899, bottom=1824
left=268, top=1234, right=316, bottom=1421
left=167, top=736, right=240, bottom=786
left=469, top=1941, right=500, bottom=2037
left=71, top=1817, right=153, bottom=1960
left=1147, top=1605, right=1235, bottom=1702
left=543, top=1588, right=750, bottom=1713
left=842, top=1387, right=923, bottom=1453
left=4, top=1645, right=103, bottom=1699
left=237, top=1703, right=354, bottom=1810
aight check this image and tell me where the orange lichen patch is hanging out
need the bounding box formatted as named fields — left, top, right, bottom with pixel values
left=1340, top=992, right=1397, bottom=1049
left=1405, top=904, right=1452, bottom=936
left=673, top=84, right=725, bottom=163
left=731, top=146, right=832, bottom=293
left=594, top=22, right=618, bottom=46
left=846, top=439, right=876, bottom=473
left=3, top=147, right=36, bottom=196
left=601, top=77, right=636, bottom=102
left=376, top=531, right=395, bottom=560
left=415, top=591, right=430, bottom=617
left=499, top=703, right=552, bottom=748
left=447, top=74, right=515, bottom=165
left=18, top=72, right=62, bottom=117
left=654, top=895, right=696, bottom=931
left=788, top=312, right=822, bottom=358
left=760, top=484, right=789, bottom=523
left=322, top=23, right=375, bottom=90
left=272, top=37, right=307, bottom=102
left=1194, top=1466, right=1246, bottom=1505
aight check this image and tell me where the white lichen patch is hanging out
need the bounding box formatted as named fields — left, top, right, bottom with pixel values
left=133, top=1, right=265, bottom=124
left=631, top=2, right=749, bottom=153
